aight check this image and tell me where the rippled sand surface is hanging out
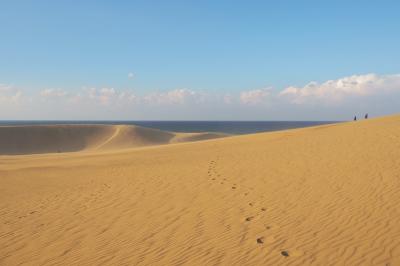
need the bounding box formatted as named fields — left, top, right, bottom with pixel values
left=1, top=115, right=400, bottom=265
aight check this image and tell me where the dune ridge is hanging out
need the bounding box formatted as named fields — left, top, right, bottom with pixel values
left=0, top=124, right=228, bottom=155
left=1, top=115, right=400, bottom=265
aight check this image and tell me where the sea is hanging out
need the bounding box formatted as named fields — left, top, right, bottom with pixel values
left=0, top=121, right=339, bottom=135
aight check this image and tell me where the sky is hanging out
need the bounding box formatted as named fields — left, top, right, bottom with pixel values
left=1, top=0, right=400, bottom=120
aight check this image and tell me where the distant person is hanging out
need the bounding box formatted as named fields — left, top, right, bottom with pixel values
left=354, top=116, right=357, bottom=121
left=365, top=113, right=368, bottom=119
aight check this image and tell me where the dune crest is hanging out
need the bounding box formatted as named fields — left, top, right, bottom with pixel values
left=0, top=124, right=228, bottom=155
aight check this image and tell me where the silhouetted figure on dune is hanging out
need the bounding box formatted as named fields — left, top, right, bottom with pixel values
left=365, top=113, right=368, bottom=119
left=354, top=116, right=357, bottom=121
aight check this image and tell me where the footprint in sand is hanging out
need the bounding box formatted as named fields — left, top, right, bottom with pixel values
left=232, top=186, right=236, bottom=189
left=245, top=216, right=254, bottom=222
left=256, top=236, right=276, bottom=245
left=264, top=222, right=279, bottom=230
left=280, top=249, right=303, bottom=257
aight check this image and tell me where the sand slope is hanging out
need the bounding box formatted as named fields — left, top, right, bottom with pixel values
left=1, top=115, right=400, bottom=265
left=0, top=125, right=228, bottom=155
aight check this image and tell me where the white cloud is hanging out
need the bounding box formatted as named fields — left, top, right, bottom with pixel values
left=128, top=72, right=134, bottom=79
left=0, top=84, right=23, bottom=104
left=240, top=88, right=271, bottom=105
left=144, top=88, right=204, bottom=105
left=117, top=91, right=137, bottom=102
left=279, top=73, right=400, bottom=104
left=38, top=87, right=139, bottom=106
left=40, top=88, right=68, bottom=98
left=78, top=87, right=137, bottom=105
left=96, top=88, right=116, bottom=105
left=1, top=73, right=400, bottom=120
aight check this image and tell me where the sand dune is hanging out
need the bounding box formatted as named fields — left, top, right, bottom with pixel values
left=1, top=115, right=400, bottom=265
left=0, top=124, right=228, bottom=155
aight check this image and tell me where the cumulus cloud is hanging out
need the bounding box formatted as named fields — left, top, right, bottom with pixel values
left=240, top=88, right=271, bottom=105
left=39, top=87, right=138, bottom=106
left=1, top=73, right=399, bottom=120
left=88, top=87, right=116, bottom=105
left=0, top=84, right=23, bottom=104
left=117, top=91, right=138, bottom=102
left=144, top=88, right=205, bottom=105
left=279, top=73, right=400, bottom=104
left=40, top=88, right=69, bottom=98
left=67, top=88, right=203, bottom=106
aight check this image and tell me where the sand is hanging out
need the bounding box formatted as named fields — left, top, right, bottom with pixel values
left=0, top=124, right=228, bottom=155
left=1, top=115, right=400, bottom=265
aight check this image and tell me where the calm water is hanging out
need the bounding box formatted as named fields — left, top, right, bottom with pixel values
left=0, top=121, right=338, bottom=135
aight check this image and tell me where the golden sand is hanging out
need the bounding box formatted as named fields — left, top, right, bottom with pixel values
left=1, top=115, right=400, bottom=265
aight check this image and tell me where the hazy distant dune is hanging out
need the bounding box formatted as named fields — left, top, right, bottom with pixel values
left=0, top=125, right=228, bottom=155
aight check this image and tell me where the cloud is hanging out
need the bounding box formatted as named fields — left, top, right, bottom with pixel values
left=39, top=87, right=138, bottom=106
left=40, top=88, right=69, bottom=98
left=117, top=91, right=138, bottom=102
left=75, top=87, right=137, bottom=105
left=144, top=88, right=205, bottom=105
left=240, top=88, right=271, bottom=105
left=0, top=84, right=23, bottom=104
left=88, top=87, right=116, bottom=105
left=279, top=73, right=400, bottom=104
left=64, top=87, right=207, bottom=106
left=1, top=73, right=400, bottom=120
left=128, top=72, right=134, bottom=79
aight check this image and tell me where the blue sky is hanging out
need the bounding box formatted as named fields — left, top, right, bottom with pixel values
left=1, top=1, right=400, bottom=120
